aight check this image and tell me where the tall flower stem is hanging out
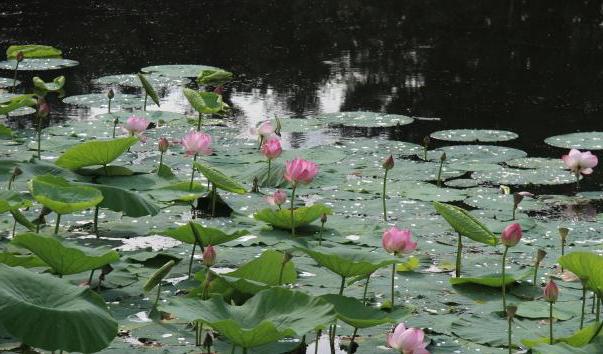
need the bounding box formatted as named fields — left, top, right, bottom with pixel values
left=575, top=171, right=580, bottom=190
left=290, top=185, right=297, bottom=237
left=143, top=94, right=148, bottom=111
left=549, top=301, right=554, bottom=344
left=12, top=61, right=20, bottom=92
left=211, top=185, right=217, bottom=217
left=314, top=330, right=321, bottom=354
left=391, top=263, right=396, bottom=309
left=152, top=284, right=161, bottom=311
left=507, top=315, right=512, bottom=354
left=349, top=275, right=372, bottom=353
left=197, top=112, right=202, bottom=131
left=93, top=206, right=99, bottom=237
left=580, top=283, right=587, bottom=329
left=107, top=98, right=112, bottom=114
left=502, top=246, right=509, bottom=312
left=267, top=159, right=271, bottom=182
left=37, top=116, right=42, bottom=160
left=158, top=151, right=164, bottom=171
left=54, top=214, right=61, bottom=235
left=188, top=243, right=197, bottom=278
left=455, top=233, right=463, bottom=278
left=189, top=155, right=198, bottom=191
left=382, top=169, right=389, bottom=221
left=436, top=158, right=445, bottom=187
left=329, top=276, right=346, bottom=354
left=533, top=261, right=539, bottom=286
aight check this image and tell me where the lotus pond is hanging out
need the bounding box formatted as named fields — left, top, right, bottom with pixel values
left=1, top=3, right=603, bottom=354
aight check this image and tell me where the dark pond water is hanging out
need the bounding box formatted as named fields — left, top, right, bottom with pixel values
left=1, top=0, right=602, bottom=187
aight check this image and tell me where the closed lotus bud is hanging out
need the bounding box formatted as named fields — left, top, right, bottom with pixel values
left=213, top=85, right=224, bottom=95
left=37, top=98, right=49, bottom=118
left=506, top=305, right=518, bottom=320
left=501, top=223, right=522, bottom=247
left=107, top=89, right=114, bottom=99
left=12, top=166, right=22, bottom=177
left=113, top=117, right=119, bottom=125
left=558, top=227, right=569, bottom=243
left=320, top=213, right=328, bottom=224
left=543, top=279, right=559, bottom=302
left=440, top=152, right=447, bottom=162
left=202, top=245, right=216, bottom=267
left=383, top=155, right=394, bottom=170
left=16, top=51, right=24, bottom=62
left=202, top=332, right=213, bottom=348
left=513, top=192, right=524, bottom=207
left=423, top=136, right=430, bottom=147
left=536, top=249, right=546, bottom=264
left=158, top=137, right=169, bottom=153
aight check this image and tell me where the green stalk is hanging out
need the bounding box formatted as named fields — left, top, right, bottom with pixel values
left=533, top=261, right=539, bottom=287
left=349, top=275, right=371, bottom=354
left=290, top=185, right=297, bottom=237
left=580, top=283, right=587, bottom=329
left=455, top=233, right=463, bottom=278
left=512, top=206, right=516, bottom=220
left=549, top=301, right=554, bottom=344
left=508, top=315, right=512, bottom=354
left=318, top=220, right=325, bottom=246
left=37, top=116, right=42, bottom=160
left=329, top=276, right=346, bottom=354
left=108, top=98, right=112, bottom=114
left=382, top=169, right=388, bottom=221
left=11, top=219, right=17, bottom=238
left=436, top=159, right=444, bottom=187
left=12, top=61, right=19, bottom=92
left=597, top=295, right=601, bottom=323
left=197, top=112, right=203, bottom=131
left=575, top=171, right=580, bottom=190
left=152, top=284, right=161, bottom=310
left=189, top=155, right=198, bottom=191
left=188, top=242, right=197, bottom=278
left=93, top=206, right=99, bottom=237
left=589, top=316, right=603, bottom=343
left=391, top=263, right=396, bottom=309
left=88, top=269, right=95, bottom=286
left=502, top=246, right=509, bottom=313
left=278, top=261, right=285, bottom=285
left=560, top=240, right=566, bottom=272
left=211, top=185, right=217, bottom=217
left=158, top=151, right=163, bottom=172
left=143, top=94, right=148, bottom=111
left=267, top=159, right=271, bottom=184
left=112, top=119, right=117, bottom=138
left=54, top=214, right=61, bottom=235
left=314, top=330, right=321, bottom=354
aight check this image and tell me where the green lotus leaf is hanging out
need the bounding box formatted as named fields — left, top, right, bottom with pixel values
left=0, top=264, right=117, bottom=352
left=430, top=129, right=518, bottom=142
left=12, top=233, right=119, bottom=275
left=516, top=301, right=575, bottom=321
left=0, top=77, right=20, bottom=88
left=193, top=162, right=246, bottom=194
left=0, top=94, right=37, bottom=115
left=254, top=204, right=332, bottom=229
left=63, top=93, right=143, bottom=109
left=147, top=181, right=207, bottom=202
left=319, top=294, right=410, bottom=328
left=226, top=250, right=296, bottom=286
left=523, top=323, right=602, bottom=349
left=312, top=111, right=414, bottom=128
left=196, top=68, right=233, bottom=85
left=76, top=182, right=160, bottom=217
left=137, top=73, right=160, bottom=106
left=432, top=201, right=498, bottom=246
left=183, top=88, right=228, bottom=114
left=33, top=76, right=65, bottom=92
left=558, top=252, right=603, bottom=295
left=0, top=253, right=46, bottom=268
left=0, top=123, right=13, bottom=139
left=141, top=64, right=219, bottom=78
left=0, top=58, right=79, bottom=71
left=92, top=73, right=190, bottom=87
left=0, top=191, right=31, bottom=213
left=159, top=288, right=336, bottom=349
left=6, top=45, right=62, bottom=59
left=297, top=247, right=398, bottom=278
left=10, top=209, right=36, bottom=231
left=29, top=175, right=103, bottom=214
left=160, top=222, right=248, bottom=246
left=143, top=260, right=176, bottom=292
left=449, top=270, right=531, bottom=287
left=544, top=132, right=603, bottom=150
left=55, top=137, right=138, bottom=169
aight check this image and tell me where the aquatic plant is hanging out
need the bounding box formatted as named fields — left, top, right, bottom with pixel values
left=382, top=227, right=417, bottom=308
left=284, top=158, right=319, bottom=236
left=500, top=223, right=522, bottom=312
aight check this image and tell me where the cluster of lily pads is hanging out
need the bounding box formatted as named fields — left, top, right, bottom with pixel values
left=0, top=44, right=602, bottom=353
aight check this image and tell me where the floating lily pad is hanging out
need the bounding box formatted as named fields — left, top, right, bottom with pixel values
left=397, top=181, right=468, bottom=202
left=277, top=118, right=325, bottom=133
left=340, top=137, right=424, bottom=157
left=319, top=294, right=409, bottom=328
left=55, top=137, right=138, bottom=170
left=160, top=222, right=248, bottom=246
left=226, top=250, right=297, bottom=286
left=92, top=73, right=190, bottom=87
left=297, top=247, right=398, bottom=278
left=63, top=93, right=144, bottom=109
left=506, top=157, right=565, bottom=169
left=29, top=175, right=104, bottom=214
left=431, top=129, right=518, bottom=142
left=141, top=64, right=219, bottom=78
left=6, top=45, right=62, bottom=59
left=0, top=58, right=79, bottom=71
left=445, top=179, right=479, bottom=188
left=471, top=167, right=577, bottom=186
left=0, top=77, right=19, bottom=88
left=4, top=106, right=35, bottom=117
left=425, top=145, right=527, bottom=164
left=312, top=111, right=414, bottom=128
left=254, top=204, right=332, bottom=229
left=449, top=270, right=531, bottom=287
left=544, top=132, right=603, bottom=150
left=96, top=110, right=187, bottom=123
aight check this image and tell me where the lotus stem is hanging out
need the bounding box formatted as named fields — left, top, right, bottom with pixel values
left=54, top=214, right=61, bottom=235
left=362, top=274, right=371, bottom=305
left=290, top=185, right=297, bottom=237
left=512, top=205, right=516, bottom=220
left=267, top=159, right=271, bottom=184
left=575, top=171, right=580, bottom=190
left=108, top=98, right=112, bottom=114
left=589, top=315, right=603, bottom=343
left=242, top=348, right=247, bottom=354
left=314, top=330, right=321, bottom=354
left=230, top=344, right=235, bottom=354
left=143, top=94, right=148, bottom=111
left=580, top=283, right=587, bottom=329
left=391, top=263, right=396, bottom=309
left=329, top=276, right=346, bottom=354
left=549, top=301, right=554, bottom=344
left=382, top=169, right=388, bottom=221
left=195, top=322, right=203, bottom=346
left=597, top=295, right=601, bottom=323
left=436, top=159, right=444, bottom=187
left=112, top=118, right=117, bottom=138
left=158, top=151, right=164, bottom=172
left=12, top=62, right=19, bottom=92
left=189, top=154, right=198, bottom=192
left=152, top=283, right=161, bottom=311
left=88, top=269, right=95, bottom=286
left=11, top=219, right=17, bottom=238
left=593, top=293, right=596, bottom=314
left=319, top=219, right=325, bottom=246
left=349, top=327, right=358, bottom=354
left=455, top=233, right=463, bottom=278
left=507, top=312, right=512, bottom=354
left=211, top=185, right=217, bottom=217
left=188, top=243, right=197, bottom=278
left=93, top=206, right=99, bottom=237
left=197, top=112, right=204, bottom=131
left=502, top=246, right=509, bottom=313
left=533, top=262, right=539, bottom=287
left=37, top=116, right=42, bottom=160
left=560, top=240, right=566, bottom=272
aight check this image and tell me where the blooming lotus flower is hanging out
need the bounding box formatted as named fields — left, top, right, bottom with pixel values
left=562, top=149, right=598, bottom=175
left=261, top=137, right=282, bottom=160
left=181, top=130, right=212, bottom=156
left=124, top=115, right=150, bottom=136
left=203, top=245, right=216, bottom=267
left=256, top=120, right=274, bottom=137
left=543, top=279, right=559, bottom=303
left=387, top=323, right=430, bottom=354
left=266, top=189, right=287, bottom=207
left=501, top=223, right=522, bottom=247
left=382, top=227, right=417, bottom=255
left=284, top=158, right=319, bottom=186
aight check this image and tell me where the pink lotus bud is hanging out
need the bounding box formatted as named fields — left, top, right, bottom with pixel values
left=543, top=279, right=559, bottom=302
left=266, top=189, right=287, bottom=206
left=125, top=115, right=150, bottom=135
left=213, top=86, right=224, bottom=95
left=382, top=227, right=417, bottom=255
left=37, top=98, right=49, bottom=118
left=181, top=130, right=213, bottom=156
left=320, top=213, right=328, bottom=224
left=383, top=155, right=394, bottom=170
left=202, top=245, right=216, bottom=267
left=256, top=120, right=274, bottom=137
left=158, top=137, right=169, bottom=153
left=107, top=89, right=114, bottom=99
left=284, top=158, right=319, bottom=186
left=562, top=149, right=598, bottom=175
left=16, top=51, right=24, bottom=62
left=501, top=223, right=522, bottom=247
left=513, top=191, right=533, bottom=207
left=386, top=323, right=430, bottom=354
left=536, top=249, right=546, bottom=263
left=260, top=137, right=282, bottom=160
left=506, top=305, right=518, bottom=320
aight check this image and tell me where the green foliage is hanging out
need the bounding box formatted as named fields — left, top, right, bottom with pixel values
left=6, top=44, right=62, bottom=59
left=143, top=260, right=176, bottom=292
left=137, top=73, right=160, bottom=106
left=183, top=88, right=228, bottom=114
left=160, top=222, right=248, bottom=246
left=193, top=162, right=246, bottom=194
left=33, top=76, right=65, bottom=92
left=433, top=201, right=498, bottom=245
left=55, top=137, right=138, bottom=169
left=0, top=94, right=37, bottom=115
left=196, top=68, right=233, bottom=85
left=255, top=204, right=332, bottom=229
left=77, top=182, right=160, bottom=217
left=29, top=175, right=103, bottom=214
left=297, top=247, right=398, bottom=278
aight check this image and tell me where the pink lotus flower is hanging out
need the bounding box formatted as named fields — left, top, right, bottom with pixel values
left=284, top=158, right=319, bottom=185
left=124, top=115, right=150, bottom=135
left=501, top=223, right=522, bottom=247
left=158, top=137, right=169, bottom=153
left=261, top=137, right=282, bottom=160
left=266, top=189, right=287, bottom=206
left=250, top=120, right=274, bottom=138
left=202, top=245, right=216, bottom=267
left=181, top=130, right=212, bottom=156
left=562, top=149, right=598, bottom=175
left=382, top=227, right=417, bottom=255
left=37, top=98, right=49, bottom=118
left=543, top=279, right=559, bottom=302
left=387, top=323, right=430, bottom=354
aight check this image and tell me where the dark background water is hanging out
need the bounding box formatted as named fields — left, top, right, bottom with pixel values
left=1, top=0, right=602, bottom=181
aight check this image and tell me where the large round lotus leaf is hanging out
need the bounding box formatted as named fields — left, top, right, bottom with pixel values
left=311, top=111, right=414, bottom=128
left=160, top=222, right=248, bottom=246
left=12, top=233, right=120, bottom=275
left=425, top=145, right=527, bottom=164
left=544, top=131, right=603, bottom=150
left=6, top=45, right=62, bottom=59
left=146, top=181, right=207, bottom=202
left=29, top=175, right=103, bottom=214
left=254, top=204, right=332, bottom=229
left=445, top=178, right=479, bottom=188
left=55, top=137, right=138, bottom=169
left=0, top=191, right=31, bottom=213
left=464, top=188, right=543, bottom=212
left=431, top=129, right=518, bottom=142
left=0, top=264, right=118, bottom=353
left=506, top=157, right=565, bottom=169
left=141, top=64, right=219, bottom=78
left=0, top=77, right=19, bottom=88
left=319, top=294, right=408, bottom=328
left=448, top=162, right=503, bottom=172
left=395, top=181, right=468, bottom=202
left=76, top=182, right=160, bottom=217
left=159, top=288, right=336, bottom=349
left=471, top=167, right=577, bottom=185
left=297, top=247, right=399, bottom=278
left=63, top=93, right=144, bottom=109
left=451, top=313, right=543, bottom=347
left=558, top=252, right=603, bottom=293
left=96, top=110, right=187, bottom=123
left=0, top=58, right=79, bottom=71
left=340, top=137, right=424, bottom=157
left=5, top=106, right=35, bottom=117
left=344, top=160, right=465, bottom=186
left=225, top=249, right=297, bottom=287
left=278, top=118, right=325, bottom=132
left=469, top=209, right=537, bottom=233
left=194, top=162, right=246, bottom=194
left=92, top=73, right=190, bottom=87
